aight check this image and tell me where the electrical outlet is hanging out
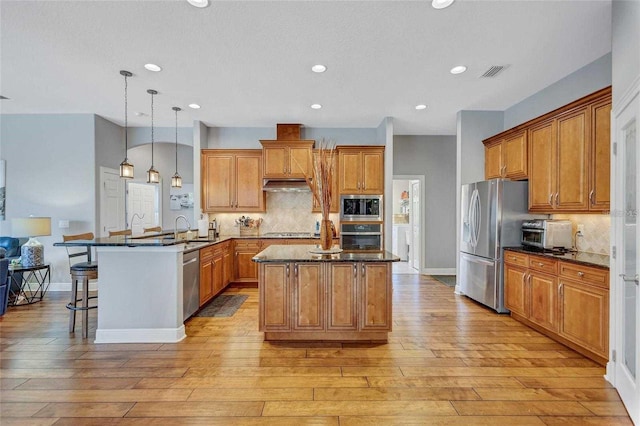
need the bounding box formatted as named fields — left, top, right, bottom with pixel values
left=577, top=223, right=585, bottom=236
left=58, top=220, right=69, bottom=229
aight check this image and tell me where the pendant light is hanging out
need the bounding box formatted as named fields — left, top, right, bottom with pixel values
left=146, top=89, right=160, bottom=184
left=119, top=70, right=134, bottom=178
left=171, top=106, right=182, bottom=188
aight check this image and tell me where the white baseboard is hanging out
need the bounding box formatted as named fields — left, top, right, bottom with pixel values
left=95, top=325, right=186, bottom=344
left=422, top=268, right=456, bottom=275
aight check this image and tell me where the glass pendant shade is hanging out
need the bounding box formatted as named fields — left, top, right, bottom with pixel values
left=147, top=167, right=160, bottom=184
left=119, top=70, right=134, bottom=179
left=171, top=173, right=182, bottom=188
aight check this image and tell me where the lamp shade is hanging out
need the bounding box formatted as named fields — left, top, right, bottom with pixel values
left=12, top=217, right=52, bottom=237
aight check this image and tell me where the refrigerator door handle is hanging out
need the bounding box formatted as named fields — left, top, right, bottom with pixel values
left=474, top=190, right=481, bottom=247
left=468, top=190, right=477, bottom=248
left=460, top=252, right=494, bottom=266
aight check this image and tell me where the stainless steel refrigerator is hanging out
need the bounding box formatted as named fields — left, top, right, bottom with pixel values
left=460, top=179, right=541, bottom=313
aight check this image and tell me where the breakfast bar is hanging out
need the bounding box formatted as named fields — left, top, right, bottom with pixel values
left=253, top=245, right=399, bottom=342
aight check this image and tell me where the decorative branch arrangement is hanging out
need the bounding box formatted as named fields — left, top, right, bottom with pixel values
left=309, top=139, right=336, bottom=218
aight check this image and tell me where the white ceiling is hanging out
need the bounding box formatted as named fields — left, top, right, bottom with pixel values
left=0, top=0, right=612, bottom=135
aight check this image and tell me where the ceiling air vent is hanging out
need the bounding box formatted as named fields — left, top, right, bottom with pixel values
left=480, top=65, right=508, bottom=78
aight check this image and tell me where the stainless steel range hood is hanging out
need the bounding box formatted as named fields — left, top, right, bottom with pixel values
left=262, top=178, right=311, bottom=192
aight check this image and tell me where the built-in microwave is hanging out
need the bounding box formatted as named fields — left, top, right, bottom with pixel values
left=340, top=195, right=383, bottom=222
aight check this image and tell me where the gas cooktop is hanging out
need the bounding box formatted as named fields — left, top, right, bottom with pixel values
left=262, top=232, right=314, bottom=238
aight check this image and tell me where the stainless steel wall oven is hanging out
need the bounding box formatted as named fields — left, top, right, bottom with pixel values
left=340, top=223, right=383, bottom=251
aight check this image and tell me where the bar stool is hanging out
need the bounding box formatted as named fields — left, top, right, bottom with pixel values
left=63, top=232, right=98, bottom=338
left=108, top=229, right=132, bottom=237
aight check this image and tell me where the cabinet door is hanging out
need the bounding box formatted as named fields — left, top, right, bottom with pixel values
left=235, top=153, right=265, bottom=211
left=202, top=152, right=234, bottom=212
left=360, top=263, right=391, bottom=330
left=222, top=247, right=232, bottom=286
left=199, top=250, right=214, bottom=306
left=559, top=279, right=609, bottom=358
left=338, top=150, right=362, bottom=194
left=504, top=264, right=529, bottom=317
left=263, top=146, right=288, bottom=177
left=289, top=146, right=312, bottom=178
left=484, top=142, right=503, bottom=179
left=212, top=255, right=224, bottom=295
left=503, top=131, right=528, bottom=180
left=590, top=99, right=611, bottom=211
left=292, top=263, right=324, bottom=330
left=556, top=107, right=589, bottom=211
left=529, top=271, right=558, bottom=332
left=234, top=240, right=261, bottom=282
left=361, top=149, right=384, bottom=194
left=327, top=263, right=358, bottom=330
left=260, top=263, right=290, bottom=331
left=528, top=121, right=556, bottom=211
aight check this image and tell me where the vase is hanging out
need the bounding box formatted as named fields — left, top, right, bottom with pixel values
left=320, top=219, right=332, bottom=250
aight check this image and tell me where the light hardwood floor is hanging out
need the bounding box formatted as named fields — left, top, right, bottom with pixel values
left=0, top=274, right=632, bottom=425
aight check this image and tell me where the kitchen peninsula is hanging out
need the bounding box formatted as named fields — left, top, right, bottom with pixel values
left=253, top=244, right=399, bottom=341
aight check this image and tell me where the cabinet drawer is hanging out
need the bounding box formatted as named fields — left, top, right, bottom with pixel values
left=559, top=262, right=609, bottom=289
left=528, top=255, right=557, bottom=274
left=504, top=251, right=528, bottom=267
left=200, top=246, right=214, bottom=260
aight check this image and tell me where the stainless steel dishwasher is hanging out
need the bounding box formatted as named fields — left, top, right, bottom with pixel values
left=182, top=250, right=200, bottom=321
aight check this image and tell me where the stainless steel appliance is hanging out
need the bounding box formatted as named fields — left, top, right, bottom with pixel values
left=340, top=223, right=383, bottom=251
left=460, top=179, right=543, bottom=313
left=521, top=219, right=573, bottom=250
left=182, top=250, right=200, bottom=321
left=340, top=195, right=383, bottom=221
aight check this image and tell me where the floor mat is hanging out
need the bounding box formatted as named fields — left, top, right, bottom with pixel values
left=195, top=294, right=248, bottom=317
left=431, top=275, right=457, bottom=287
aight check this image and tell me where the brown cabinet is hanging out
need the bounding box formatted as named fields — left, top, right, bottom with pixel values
left=259, top=261, right=392, bottom=340
left=260, top=141, right=314, bottom=179
left=484, top=130, right=527, bottom=180
left=338, top=146, right=384, bottom=194
left=201, top=150, right=265, bottom=213
left=589, top=99, right=611, bottom=211
left=199, top=244, right=227, bottom=306
left=504, top=250, right=609, bottom=364
left=233, top=239, right=262, bottom=283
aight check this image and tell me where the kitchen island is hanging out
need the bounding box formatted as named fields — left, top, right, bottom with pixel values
left=252, top=245, right=399, bottom=342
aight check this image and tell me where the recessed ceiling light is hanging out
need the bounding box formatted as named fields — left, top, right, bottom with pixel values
left=415, top=104, right=427, bottom=110
left=432, top=0, right=455, bottom=9
left=144, top=63, right=162, bottom=72
left=310, top=104, right=322, bottom=109
left=450, top=65, right=467, bottom=74
left=188, top=103, right=201, bottom=109
left=187, top=0, right=209, bottom=8
left=311, top=64, right=327, bottom=73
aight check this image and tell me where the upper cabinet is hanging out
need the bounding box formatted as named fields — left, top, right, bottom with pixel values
left=484, top=130, right=528, bottom=180
left=338, top=146, right=384, bottom=195
left=260, top=140, right=314, bottom=179
left=483, top=87, right=611, bottom=214
left=201, top=149, right=265, bottom=213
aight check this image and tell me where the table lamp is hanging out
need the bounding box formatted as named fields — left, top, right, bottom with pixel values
left=12, top=217, right=51, bottom=267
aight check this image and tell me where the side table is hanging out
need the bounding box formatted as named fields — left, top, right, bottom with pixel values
left=8, top=263, right=51, bottom=306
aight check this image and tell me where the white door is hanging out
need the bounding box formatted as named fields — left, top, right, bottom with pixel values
left=99, top=167, right=125, bottom=237
left=612, top=85, right=639, bottom=425
left=410, top=180, right=420, bottom=271
left=127, top=181, right=160, bottom=234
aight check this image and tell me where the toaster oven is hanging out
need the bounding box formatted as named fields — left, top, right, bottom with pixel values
left=521, top=219, right=573, bottom=250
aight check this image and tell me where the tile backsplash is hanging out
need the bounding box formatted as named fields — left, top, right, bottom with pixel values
left=210, top=192, right=340, bottom=236
left=552, top=213, right=611, bottom=255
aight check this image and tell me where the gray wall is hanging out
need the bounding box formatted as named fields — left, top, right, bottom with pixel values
left=127, top=142, right=194, bottom=230
left=504, top=53, right=612, bottom=129
left=394, top=135, right=456, bottom=269
left=94, top=115, right=125, bottom=227
left=128, top=126, right=194, bottom=148
left=456, top=111, right=503, bottom=186
left=0, top=114, right=97, bottom=284
left=612, top=1, right=639, bottom=104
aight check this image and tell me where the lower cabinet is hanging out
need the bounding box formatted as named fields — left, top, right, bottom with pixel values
left=233, top=239, right=262, bottom=283
left=199, top=242, right=231, bottom=307
left=504, top=249, right=609, bottom=364
left=199, top=246, right=215, bottom=306
left=259, top=261, right=392, bottom=340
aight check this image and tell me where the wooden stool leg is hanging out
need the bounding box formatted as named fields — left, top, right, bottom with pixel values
left=69, top=278, right=78, bottom=333
left=82, top=277, right=89, bottom=339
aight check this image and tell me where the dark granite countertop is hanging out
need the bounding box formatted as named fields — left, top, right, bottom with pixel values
left=504, top=246, right=609, bottom=270
left=252, top=244, right=400, bottom=263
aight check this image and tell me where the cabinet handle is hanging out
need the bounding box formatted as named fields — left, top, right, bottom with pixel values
left=558, top=283, right=563, bottom=297
left=589, top=190, right=595, bottom=205
left=353, top=264, right=357, bottom=278
left=286, top=264, right=290, bottom=277
left=362, top=264, right=366, bottom=276
left=549, top=193, right=553, bottom=206
left=555, top=193, right=559, bottom=206
left=620, top=274, right=640, bottom=285
left=577, top=271, right=584, bottom=277
left=538, top=262, right=544, bottom=267
left=294, top=264, right=298, bottom=277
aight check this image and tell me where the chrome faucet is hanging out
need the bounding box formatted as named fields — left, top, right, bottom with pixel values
left=174, top=215, right=191, bottom=240
left=130, top=213, right=145, bottom=229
